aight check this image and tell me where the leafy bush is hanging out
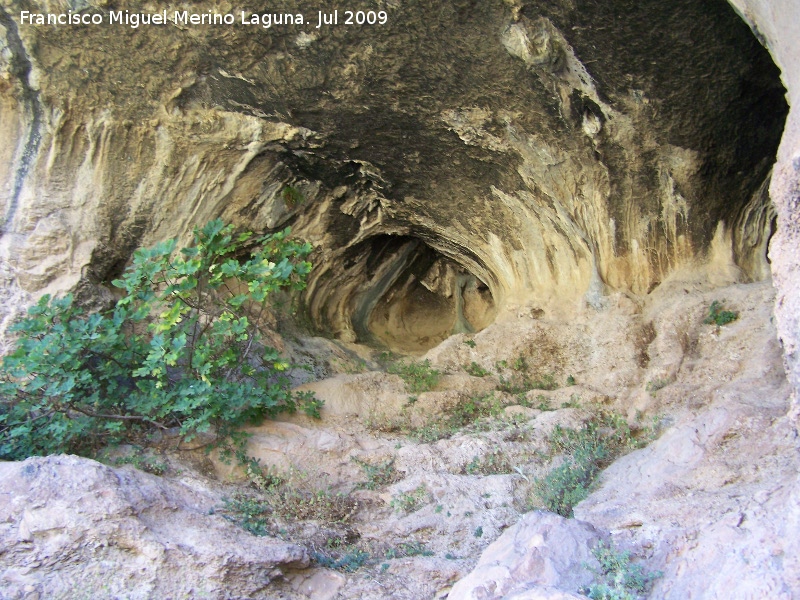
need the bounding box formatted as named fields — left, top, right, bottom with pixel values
left=492, top=354, right=560, bottom=394
left=464, top=361, right=490, bottom=377
left=463, top=449, right=514, bottom=475
left=645, top=378, right=671, bottom=396
left=222, top=494, right=273, bottom=536
left=703, top=300, right=738, bottom=326
left=387, top=359, right=440, bottom=393
left=535, top=413, right=647, bottom=517
left=584, top=541, right=662, bottom=599
left=384, top=541, right=434, bottom=558
left=110, top=447, right=168, bottom=475
left=237, top=461, right=358, bottom=525
left=0, top=220, right=316, bottom=460
left=390, top=485, right=429, bottom=513
left=353, top=456, right=399, bottom=490
left=312, top=548, right=370, bottom=572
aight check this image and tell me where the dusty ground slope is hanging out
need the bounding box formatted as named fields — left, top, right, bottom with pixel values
left=1, top=275, right=797, bottom=600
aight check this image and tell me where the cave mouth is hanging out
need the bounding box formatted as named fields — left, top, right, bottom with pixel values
left=350, top=235, right=496, bottom=354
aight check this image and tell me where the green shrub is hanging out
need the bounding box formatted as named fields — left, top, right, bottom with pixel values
left=464, top=361, right=490, bottom=377
left=387, top=359, right=440, bottom=393
left=498, top=372, right=557, bottom=395
left=645, top=378, right=670, bottom=395
left=243, top=461, right=358, bottom=523
left=312, top=548, right=370, bottom=572
left=584, top=541, right=662, bottom=599
left=0, top=220, right=314, bottom=460
left=390, top=485, right=429, bottom=513
left=353, top=456, right=399, bottom=490
left=384, top=541, right=434, bottom=558
left=110, top=447, right=168, bottom=475
left=407, top=392, right=511, bottom=442
left=703, top=300, right=738, bottom=326
left=535, top=413, right=645, bottom=517
left=222, top=494, right=273, bottom=536
left=464, top=450, right=514, bottom=475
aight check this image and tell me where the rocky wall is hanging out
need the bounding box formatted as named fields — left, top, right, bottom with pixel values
left=728, top=0, right=800, bottom=420
left=0, top=0, right=788, bottom=352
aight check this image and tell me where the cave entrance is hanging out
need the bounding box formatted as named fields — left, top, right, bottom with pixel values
left=352, top=235, right=496, bottom=354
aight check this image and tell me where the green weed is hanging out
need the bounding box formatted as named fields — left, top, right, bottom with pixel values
left=464, top=450, right=515, bottom=475
left=390, top=485, right=429, bottom=513
left=645, top=379, right=670, bottom=395
left=352, top=457, right=399, bottom=490
left=384, top=541, right=434, bottom=558
left=388, top=360, right=440, bottom=393
left=534, top=413, right=649, bottom=517
left=583, top=541, right=662, bottom=599
left=703, top=300, right=738, bottom=326
left=464, top=361, right=490, bottom=377
left=312, top=548, right=370, bottom=572
left=111, top=448, right=168, bottom=476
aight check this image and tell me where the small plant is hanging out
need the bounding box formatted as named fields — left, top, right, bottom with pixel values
left=473, top=525, right=483, bottom=538
left=534, top=413, right=647, bottom=517
left=384, top=541, right=434, bottom=558
left=352, top=457, right=399, bottom=490
left=390, top=485, right=429, bottom=513
left=703, top=300, right=738, bottom=326
left=583, top=541, right=662, bottom=599
left=111, top=447, right=168, bottom=476
left=645, top=379, right=670, bottom=396
left=281, top=185, right=304, bottom=209
left=566, top=375, right=576, bottom=386
left=222, top=493, right=272, bottom=536
left=561, top=394, right=582, bottom=409
left=387, top=359, right=440, bottom=393
left=463, top=338, right=476, bottom=348
left=312, top=547, right=370, bottom=572
left=240, top=462, right=358, bottom=524
left=498, top=371, right=558, bottom=395
left=463, top=450, right=514, bottom=475
left=512, top=355, right=528, bottom=372
left=464, top=361, right=490, bottom=377
left=295, top=390, right=324, bottom=419
left=407, top=392, right=513, bottom=442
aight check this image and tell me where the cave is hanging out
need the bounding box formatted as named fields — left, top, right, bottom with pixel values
left=347, top=234, right=497, bottom=352
left=3, top=0, right=800, bottom=595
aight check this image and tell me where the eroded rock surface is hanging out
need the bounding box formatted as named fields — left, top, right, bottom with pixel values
left=0, top=455, right=309, bottom=599
left=0, top=0, right=788, bottom=353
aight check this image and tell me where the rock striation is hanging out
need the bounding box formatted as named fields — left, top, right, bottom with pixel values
left=0, top=0, right=788, bottom=352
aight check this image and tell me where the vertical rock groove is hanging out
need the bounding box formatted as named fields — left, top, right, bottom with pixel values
left=0, top=6, right=42, bottom=235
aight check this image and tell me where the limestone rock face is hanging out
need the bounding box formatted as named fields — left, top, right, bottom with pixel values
left=0, top=455, right=309, bottom=599
left=447, top=512, right=600, bottom=600
left=726, top=0, right=800, bottom=421
left=0, top=0, right=787, bottom=352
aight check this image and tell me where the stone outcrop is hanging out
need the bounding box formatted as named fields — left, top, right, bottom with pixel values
left=726, top=0, right=800, bottom=421
left=0, top=455, right=309, bottom=599
left=447, top=512, right=600, bottom=600
left=0, top=0, right=788, bottom=352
